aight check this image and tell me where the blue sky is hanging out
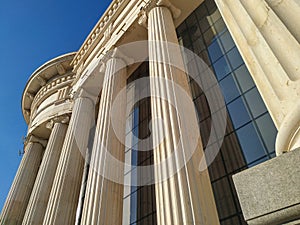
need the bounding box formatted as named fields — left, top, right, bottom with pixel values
left=0, top=0, right=111, bottom=211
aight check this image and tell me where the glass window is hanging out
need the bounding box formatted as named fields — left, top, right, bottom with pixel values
left=219, top=74, right=240, bottom=103
left=236, top=122, right=266, bottom=164
left=219, top=31, right=235, bottom=53
left=227, top=97, right=251, bottom=129
left=212, top=55, right=231, bottom=80
left=199, top=17, right=211, bottom=33
left=244, top=88, right=267, bottom=118
left=213, top=18, right=226, bottom=35
left=208, top=39, right=224, bottom=63
left=227, top=47, right=243, bottom=70
left=234, top=65, right=255, bottom=92
left=255, top=114, right=277, bottom=153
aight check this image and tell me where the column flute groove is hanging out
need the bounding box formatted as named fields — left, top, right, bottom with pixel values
left=22, top=118, right=68, bottom=225
left=80, top=48, right=128, bottom=225
left=0, top=136, right=45, bottom=225
left=139, top=0, right=220, bottom=224
left=42, top=90, right=96, bottom=225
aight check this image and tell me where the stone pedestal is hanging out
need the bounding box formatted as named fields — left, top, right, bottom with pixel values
left=0, top=136, right=45, bottom=225
left=80, top=49, right=127, bottom=225
left=22, top=120, right=68, bottom=225
left=42, top=90, right=96, bottom=225
left=233, top=148, right=300, bottom=225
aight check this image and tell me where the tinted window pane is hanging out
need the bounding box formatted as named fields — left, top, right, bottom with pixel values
left=208, top=39, right=224, bottom=63
left=213, top=56, right=231, bottom=80
left=219, top=74, right=240, bottom=103
left=237, top=122, right=266, bottom=164
left=227, top=97, right=251, bottom=129
left=255, top=114, right=277, bottom=153
left=213, top=18, right=226, bottom=35
left=244, top=88, right=267, bottom=118
left=220, top=31, right=235, bottom=52
left=227, top=47, right=243, bottom=70
left=234, top=65, right=255, bottom=92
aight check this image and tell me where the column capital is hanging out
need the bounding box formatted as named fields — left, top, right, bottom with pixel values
left=103, top=47, right=134, bottom=66
left=138, top=0, right=181, bottom=28
left=72, top=88, right=98, bottom=105
left=46, top=115, right=71, bottom=130
left=26, top=135, right=47, bottom=148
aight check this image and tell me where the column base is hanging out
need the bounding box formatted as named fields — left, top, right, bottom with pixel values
left=233, top=148, right=300, bottom=225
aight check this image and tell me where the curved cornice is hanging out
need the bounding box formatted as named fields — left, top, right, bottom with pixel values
left=22, top=52, right=76, bottom=124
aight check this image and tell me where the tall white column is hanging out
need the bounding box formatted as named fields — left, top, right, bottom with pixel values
left=0, top=136, right=46, bottom=225
left=22, top=117, right=68, bottom=225
left=265, top=0, right=300, bottom=42
left=80, top=48, right=128, bottom=225
left=42, top=89, right=97, bottom=225
left=214, top=0, right=300, bottom=154
left=139, top=1, right=220, bottom=224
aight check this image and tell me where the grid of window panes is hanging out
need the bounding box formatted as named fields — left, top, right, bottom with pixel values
left=122, top=63, right=157, bottom=225
left=176, top=0, right=277, bottom=224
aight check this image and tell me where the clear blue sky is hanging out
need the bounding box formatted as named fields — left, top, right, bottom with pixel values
left=0, top=0, right=111, bottom=211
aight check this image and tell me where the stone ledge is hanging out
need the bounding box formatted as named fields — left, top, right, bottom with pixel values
left=233, top=148, right=300, bottom=225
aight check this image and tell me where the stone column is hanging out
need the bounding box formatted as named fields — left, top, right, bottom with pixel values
left=139, top=1, right=219, bottom=224
left=42, top=89, right=97, bottom=225
left=265, top=0, right=300, bottom=42
left=0, top=135, right=46, bottom=225
left=79, top=48, right=128, bottom=225
left=214, top=0, right=300, bottom=155
left=22, top=117, right=69, bottom=225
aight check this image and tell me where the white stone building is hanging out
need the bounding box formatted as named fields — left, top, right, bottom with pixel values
left=1, top=0, right=299, bottom=224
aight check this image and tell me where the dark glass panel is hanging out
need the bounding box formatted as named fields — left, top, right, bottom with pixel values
left=255, top=114, right=277, bottom=153
left=227, top=97, right=251, bottom=129
left=213, top=55, right=231, bottom=80
left=234, top=65, right=255, bottom=92
left=244, top=88, right=267, bottom=118
left=219, top=73, right=240, bottom=103
left=236, top=122, right=266, bottom=164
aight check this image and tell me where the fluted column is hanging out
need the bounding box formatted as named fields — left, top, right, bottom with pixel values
left=139, top=1, right=219, bottom=224
left=265, top=0, right=300, bottom=42
left=214, top=0, right=300, bottom=154
left=80, top=48, right=128, bottom=225
left=0, top=136, right=46, bottom=225
left=22, top=117, right=68, bottom=225
left=42, top=89, right=97, bottom=225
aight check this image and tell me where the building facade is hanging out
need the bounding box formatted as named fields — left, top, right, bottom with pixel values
left=1, top=0, right=299, bottom=225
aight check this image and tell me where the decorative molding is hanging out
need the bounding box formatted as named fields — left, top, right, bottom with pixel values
left=157, top=0, right=181, bottom=19
left=46, top=115, right=71, bottom=130
left=31, top=73, right=76, bottom=111
left=37, top=76, right=47, bottom=86
left=71, top=0, right=127, bottom=68
left=56, top=63, right=66, bottom=75
left=26, top=92, right=34, bottom=100
left=104, top=47, right=134, bottom=66
left=73, top=88, right=98, bottom=105
left=138, top=0, right=181, bottom=28
left=26, top=134, right=48, bottom=148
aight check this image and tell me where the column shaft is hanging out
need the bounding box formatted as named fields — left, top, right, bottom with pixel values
left=147, top=4, right=219, bottom=225
left=42, top=93, right=95, bottom=225
left=214, top=0, right=300, bottom=154
left=80, top=53, right=127, bottom=225
left=0, top=140, right=44, bottom=225
left=22, top=122, right=67, bottom=225
left=265, top=0, right=300, bottom=42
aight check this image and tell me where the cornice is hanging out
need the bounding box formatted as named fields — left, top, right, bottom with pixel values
left=30, top=73, right=76, bottom=115
left=71, top=0, right=129, bottom=69
left=22, top=52, right=76, bottom=124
